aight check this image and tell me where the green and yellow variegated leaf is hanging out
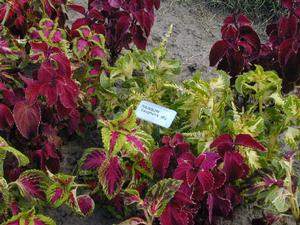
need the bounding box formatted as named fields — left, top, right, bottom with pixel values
left=284, top=127, right=300, bottom=150
left=244, top=149, right=261, bottom=169
left=235, top=65, right=282, bottom=109
left=265, top=187, right=290, bottom=213
left=145, top=178, right=182, bottom=217
left=1, top=207, right=56, bottom=225
left=283, top=95, right=300, bottom=120
left=0, top=177, right=9, bottom=212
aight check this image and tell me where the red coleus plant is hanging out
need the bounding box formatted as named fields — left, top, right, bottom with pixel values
left=209, top=15, right=261, bottom=77
left=259, top=0, right=300, bottom=90
left=0, top=0, right=68, bottom=37
left=152, top=133, right=266, bottom=225
left=69, top=0, right=160, bottom=60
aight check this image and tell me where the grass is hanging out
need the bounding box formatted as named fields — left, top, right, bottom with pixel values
left=206, top=0, right=285, bottom=23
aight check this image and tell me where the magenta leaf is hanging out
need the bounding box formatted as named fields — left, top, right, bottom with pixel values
left=16, top=170, right=47, bottom=200
left=77, top=195, right=95, bottom=216
left=195, top=152, right=221, bottom=170
left=79, top=148, right=106, bottom=171
left=152, top=146, right=173, bottom=178
left=282, top=0, right=293, bottom=9
left=126, top=134, right=147, bottom=156
left=98, top=156, right=125, bottom=199
left=13, top=101, right=41, bottom=139
left=47, top=182, right=72, bottom=209
left=108, top=0, right=121, bottom=8
left=0, top=39, right=12, bottom=54
left=160, top=202, right=190, bottom=225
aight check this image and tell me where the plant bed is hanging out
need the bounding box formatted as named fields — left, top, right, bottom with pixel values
left=0, top=0, right=299, bottom=225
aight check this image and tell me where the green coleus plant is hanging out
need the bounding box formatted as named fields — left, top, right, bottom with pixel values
left=79, top=106, right=155, bottom=200
left=233, top=65, right=300, bottom=152
left=252, top=152, right=300, bottom=222
left=1, top=208, right=56, bottom=225
left=95, top=28, right=181, bottom=117
left=167, top=71, right=232, bottom=152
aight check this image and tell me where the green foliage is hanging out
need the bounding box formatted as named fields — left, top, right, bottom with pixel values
left=253, top=155, right=300, bottom=221
left=1, top=207, right=56, bottom=225
left=120, top=179, right=182, bottom=225
left=207, top=0, right=284, bottom=22
left=0, top=136, right=29, bottom=176
left=95, top=31, right=181, bottom=117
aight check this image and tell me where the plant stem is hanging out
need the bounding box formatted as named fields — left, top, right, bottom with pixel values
left=287, top=164, right=300, bottom=221
left=143, top=209, right=153, bottom=225
left=259, top=96, right=263, bottom=114
left=1, top=3, right=11, bottom=26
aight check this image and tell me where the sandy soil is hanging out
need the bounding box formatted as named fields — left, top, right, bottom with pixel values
left=45, top=1, right=296, bottom=224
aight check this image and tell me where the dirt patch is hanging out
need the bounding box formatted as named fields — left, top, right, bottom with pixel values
left=148, top=0, right=223, bottom=80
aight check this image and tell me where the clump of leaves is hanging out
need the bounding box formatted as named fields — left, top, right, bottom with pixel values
left=210, top=0, right=300, bottom=92
left=79, top=106, right=155, bottom=200
left=209, top=14, right=261, bottom=77
left=151, top=133, right=266, bottom=224
left=119, top=179, right=182, bottom=225
left=260, top=0, right=300, bottom=91
left=233, top=65, right=300, bottom=153
left=70, top=0, right=161, bottom=61
left=251, top=152, right=300, bottom=222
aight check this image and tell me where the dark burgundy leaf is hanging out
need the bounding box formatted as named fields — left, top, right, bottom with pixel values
left=223, top=151, right=249, bottom=181
left=68, top=4, right=86, bottom=14
left=209, top=40, right=229, bottom=66
left=13, top=101, right=41, bottom=139
left=152, top=146, right=173, bottom=178
left=0, top=104, right=14, bottom=129
left=235, top=134, right=266, bottom=151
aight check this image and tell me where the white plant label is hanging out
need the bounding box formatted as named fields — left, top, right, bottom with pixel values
left=136, top=101, right=177, bottom=128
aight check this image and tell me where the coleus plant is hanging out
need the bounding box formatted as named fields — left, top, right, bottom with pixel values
left=233, top=65, right=300, bottom=153
left=210, top=0, right=300, bottom=91
left=259, top=0, right=300, bottom=91
left=0, top=136, right=50, bottom=223
left=69, top=0, right=160, bottom=61
left=251, top=151, right=300, bottom=222
left=168, top=71, right=231, bottom=153
left=151, top=133, right=266, bottom=225
left=0, top=135, right=94, bottom=224
left=119, top=178, right=182, bottom=225
left=78, top=106, right=154, bottom=200
left=209, top=14, right=261, bottom=77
